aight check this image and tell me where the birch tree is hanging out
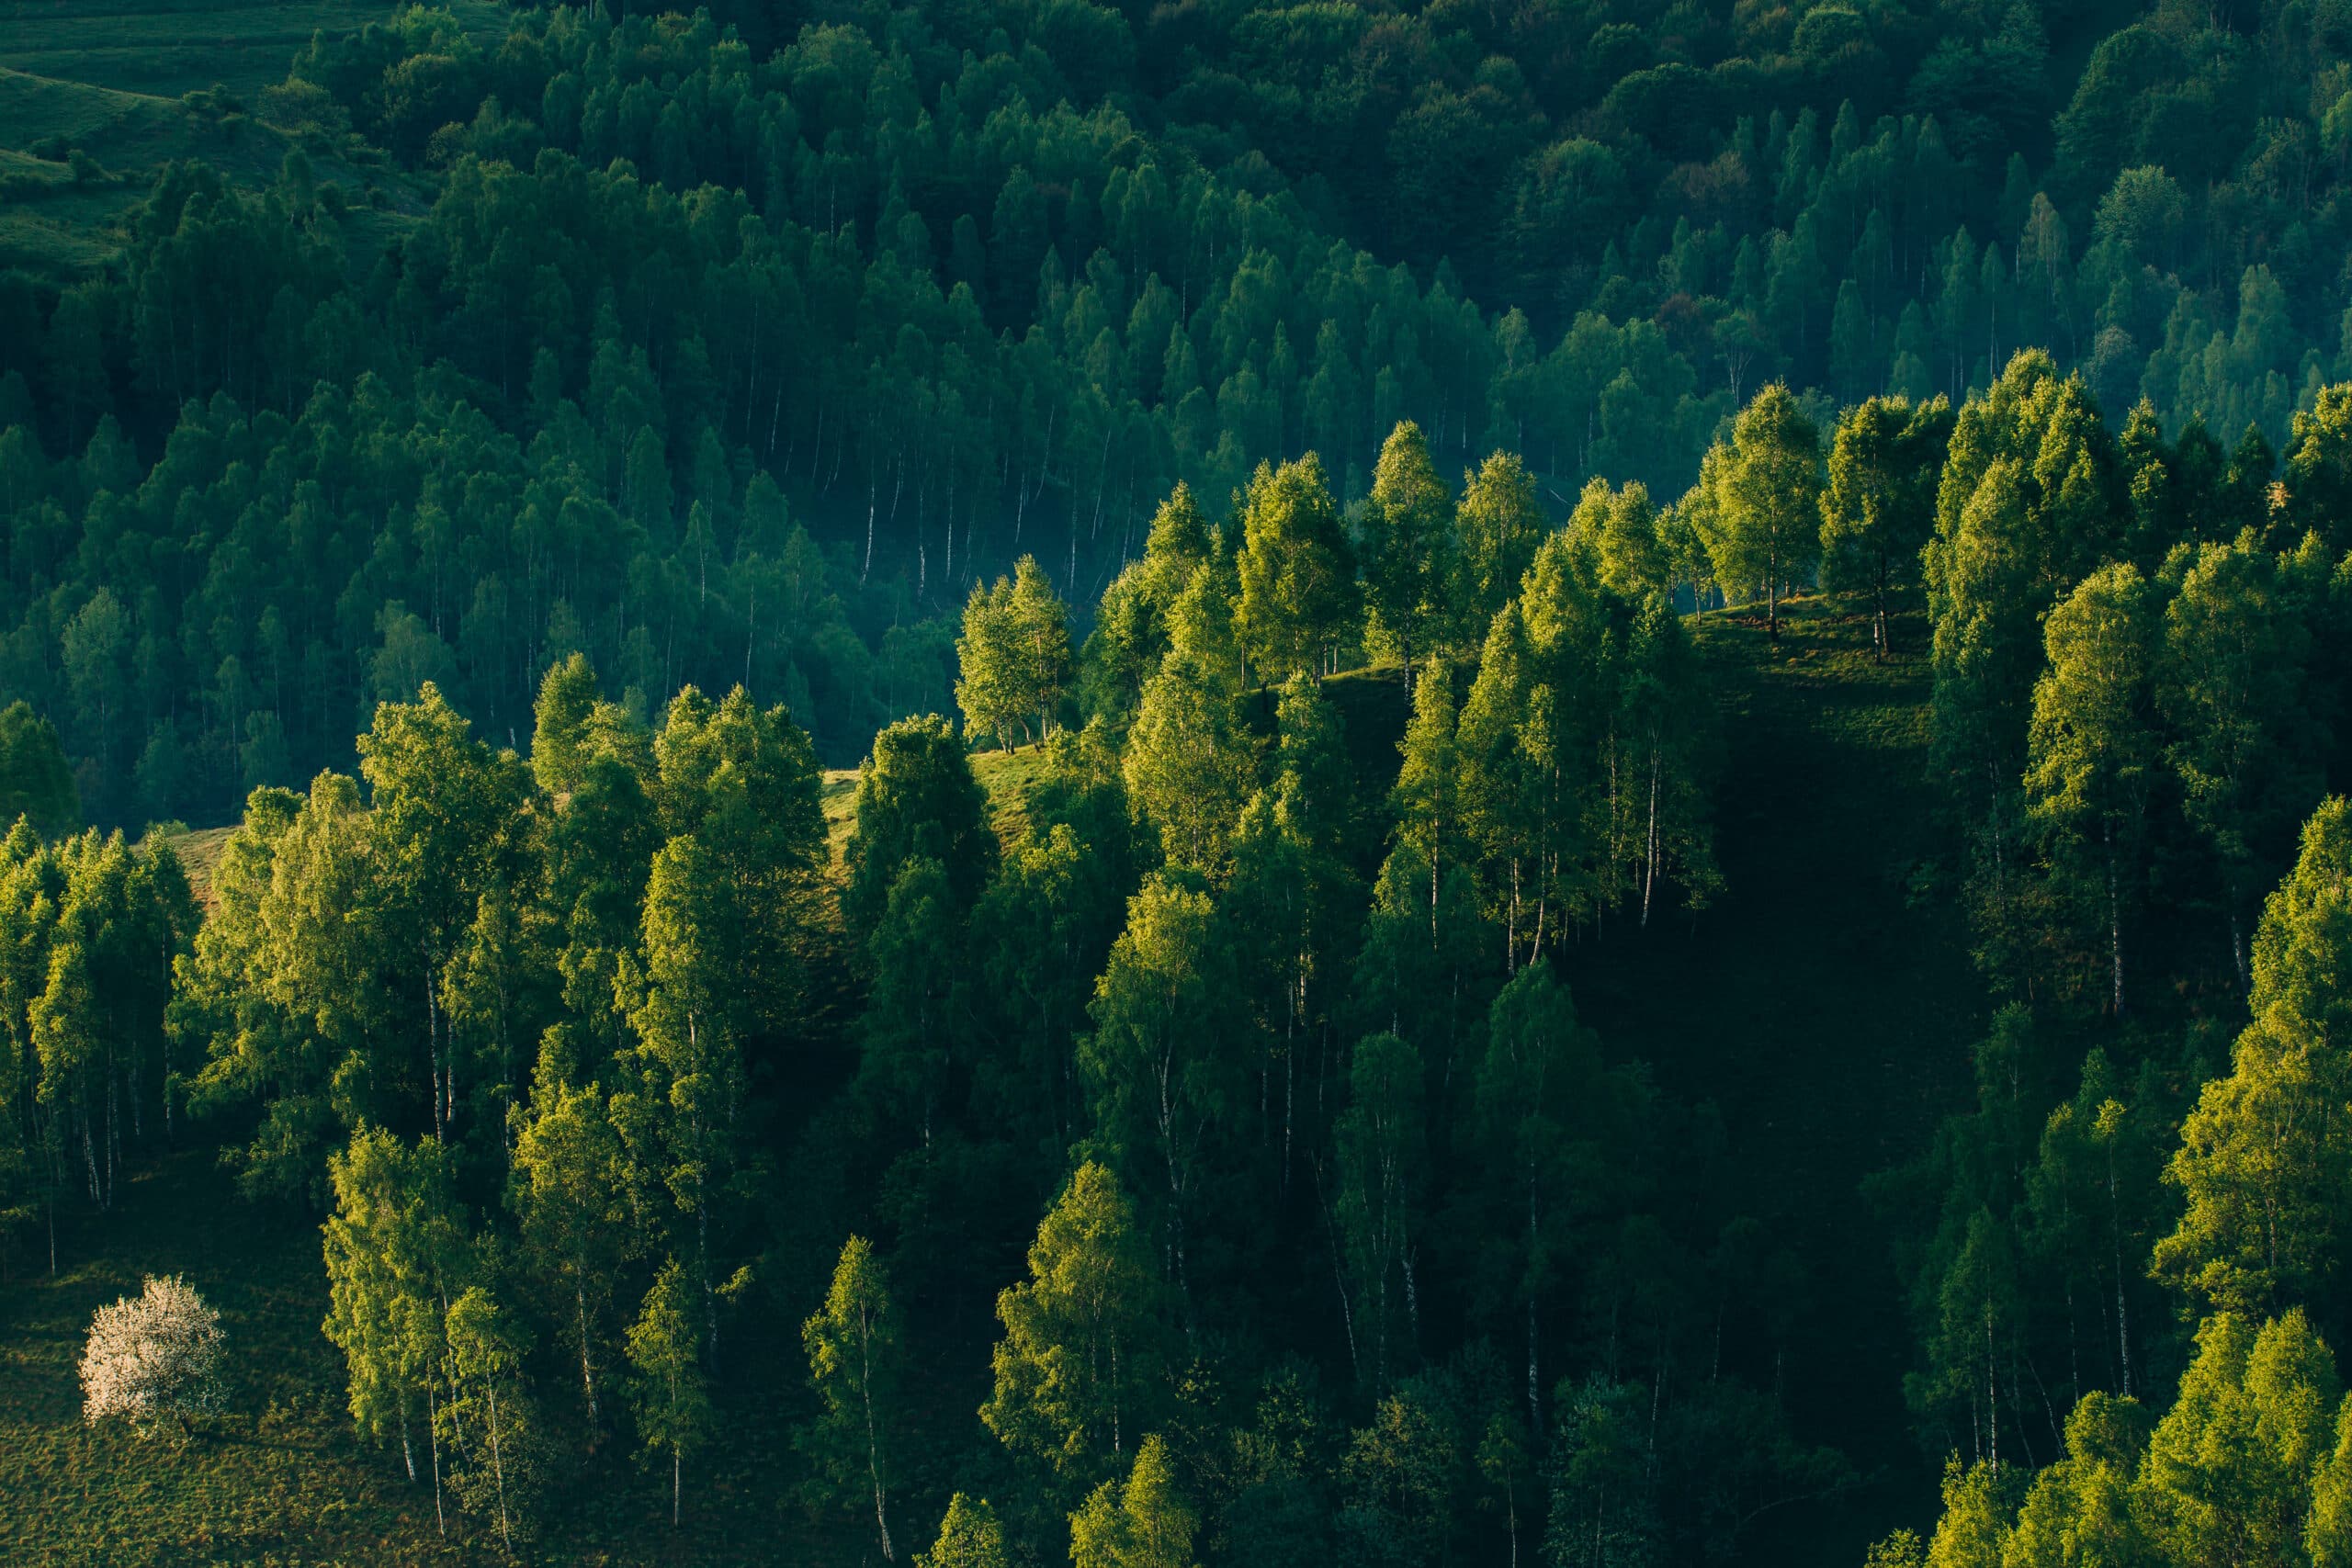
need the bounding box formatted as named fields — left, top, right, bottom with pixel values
left=982, top=1161, right=1164, bottom=1493
left=627, top=1257, right=711, bottom=1528
left=2025, top=560, right=2157, bottom=1014
left=801, top=1235, right=903, bottom=1559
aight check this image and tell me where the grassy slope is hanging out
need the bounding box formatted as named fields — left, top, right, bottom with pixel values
left=4, top=592, right=1979, bottom=1562
left=0, top=0, right=503, bottom=279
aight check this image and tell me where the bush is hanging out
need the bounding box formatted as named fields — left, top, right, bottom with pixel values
left=80, top=1274, right=226, bottom=1435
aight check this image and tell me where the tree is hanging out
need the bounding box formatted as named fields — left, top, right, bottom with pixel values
left=627, top=1258, right=711, bottom=1527
left=651, top=684, right=826, bottom=1037
left=1391, top=668, right=1461, bottom=948
left=960, top=557, right=1074, bottom=750
left=2025, top=561, right=2157, bottom=1014
left=80, top=1274, right=224, bottom=1435
left=1335, top=1032, right=1426, bottom=1391
left=1080, top=874, right=1240, bottom=1322
left=443, top=1284, right=541, bottom=1551
left=922, top=1494, right=1013, bottom=1568
left=2159, top=538, right=2322, bottom=989
left=358, top=682, right=528, bottom=1144
left=1236, top=455, right=1358, bottom=682
left=621, top=835, right=744, bottom=1363
left=843, top=714, right=997, bottom=944
left=1361, top=423, right=1455, bottom=683
left=1703, top=384, right=1823, bottom=638
left=2136, top=1312, right=2338, bottom=1568
left=859, top=857, right=963, bottom=1140
left=1070, top=1433, right=1198, bottom=1568
left=2003, top=1393, right=2151, bottom=1568
left=322, top=1125, right=466, bottom=1528
left=180, top=774, right=376, bottom=1204
left=1456, top=452, right=1544, bottom=632
left=2157, top=799, right=2352, bottom=1324
left=982, top=1161, right=1163, bottom=1490
left=0, top=702, right=77, bottom=835
left=1082, top=485, right=1213, bottom=721
left=508, top=1054, right=634, bottom=1434
left=1820, top=395, right=1952, bottom=659
left=802, top=1235, right=902, bottom=1560
left=1475, top=961, right=1605, bottom=1438
left=1122, top=654, right=1259, bottom=872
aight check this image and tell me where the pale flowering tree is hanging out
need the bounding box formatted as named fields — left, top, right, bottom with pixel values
left=80, top=1274, right=225, bottom=1435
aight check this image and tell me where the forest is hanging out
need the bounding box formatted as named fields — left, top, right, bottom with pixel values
left=7, top=0, right=2352, bottom=1563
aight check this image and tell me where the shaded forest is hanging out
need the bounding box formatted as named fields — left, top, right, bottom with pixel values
left=8, top=1, right=2352, bottom=1565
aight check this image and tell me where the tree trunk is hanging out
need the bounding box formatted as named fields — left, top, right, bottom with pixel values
left=578, top=1273, right=598, bottom=1427
left=2105, top=820, right=2124, bottom=1017
left=863, top=1317, right=893, bottom=1559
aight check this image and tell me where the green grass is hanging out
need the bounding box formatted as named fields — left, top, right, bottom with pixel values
left=0, top=0, right=505, bottom=278
left=0, top=0, right=504, bottom=101
left=0, top=1151, right=482, bottom=1565
left=0, top=1146, right=901, bottom=1565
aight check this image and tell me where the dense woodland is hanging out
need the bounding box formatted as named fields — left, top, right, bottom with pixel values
left=12, top=0, right=2352, bottom=1563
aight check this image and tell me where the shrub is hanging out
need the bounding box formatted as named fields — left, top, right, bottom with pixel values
left=80, top=1274, right=226, bottom=1434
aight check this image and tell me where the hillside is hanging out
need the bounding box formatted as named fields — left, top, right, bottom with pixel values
left=0, top=592, right=1977, bottom=1564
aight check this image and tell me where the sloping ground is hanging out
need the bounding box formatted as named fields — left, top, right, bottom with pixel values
left=0, top=0, right=502, bottom=279
left=0, top=0, right=507, bottom=99
left=1558, top=592, right=1985, bottom=1554
left=0, top=1146, right=851, bottom=1565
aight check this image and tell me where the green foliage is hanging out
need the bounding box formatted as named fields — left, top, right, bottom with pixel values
left=1701, top=384, right=1823, bottom=637
left=799, top=1235, right=901, bottom=1558
left=1359, top=423, right=1456, bottom=676
left=959, top=557, right=1074, bottom=751
left=627, top=1257, right=711, bottom=1528
left=1820, top=396, right=1954, bottom=659
left=1236, top=455, right=1358, bottom=683
left=982, top=1160, right=1164, bottom=1493
left=844, top=713, right=997, bottom=945
left=922, top=1493, right=1012, bottom=1568
left=0, top=702, right=77, bottom=836
left=2158, top=800, right=2352, bottom=1323
left=1069, top=1433, right=1197, bottom=1568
